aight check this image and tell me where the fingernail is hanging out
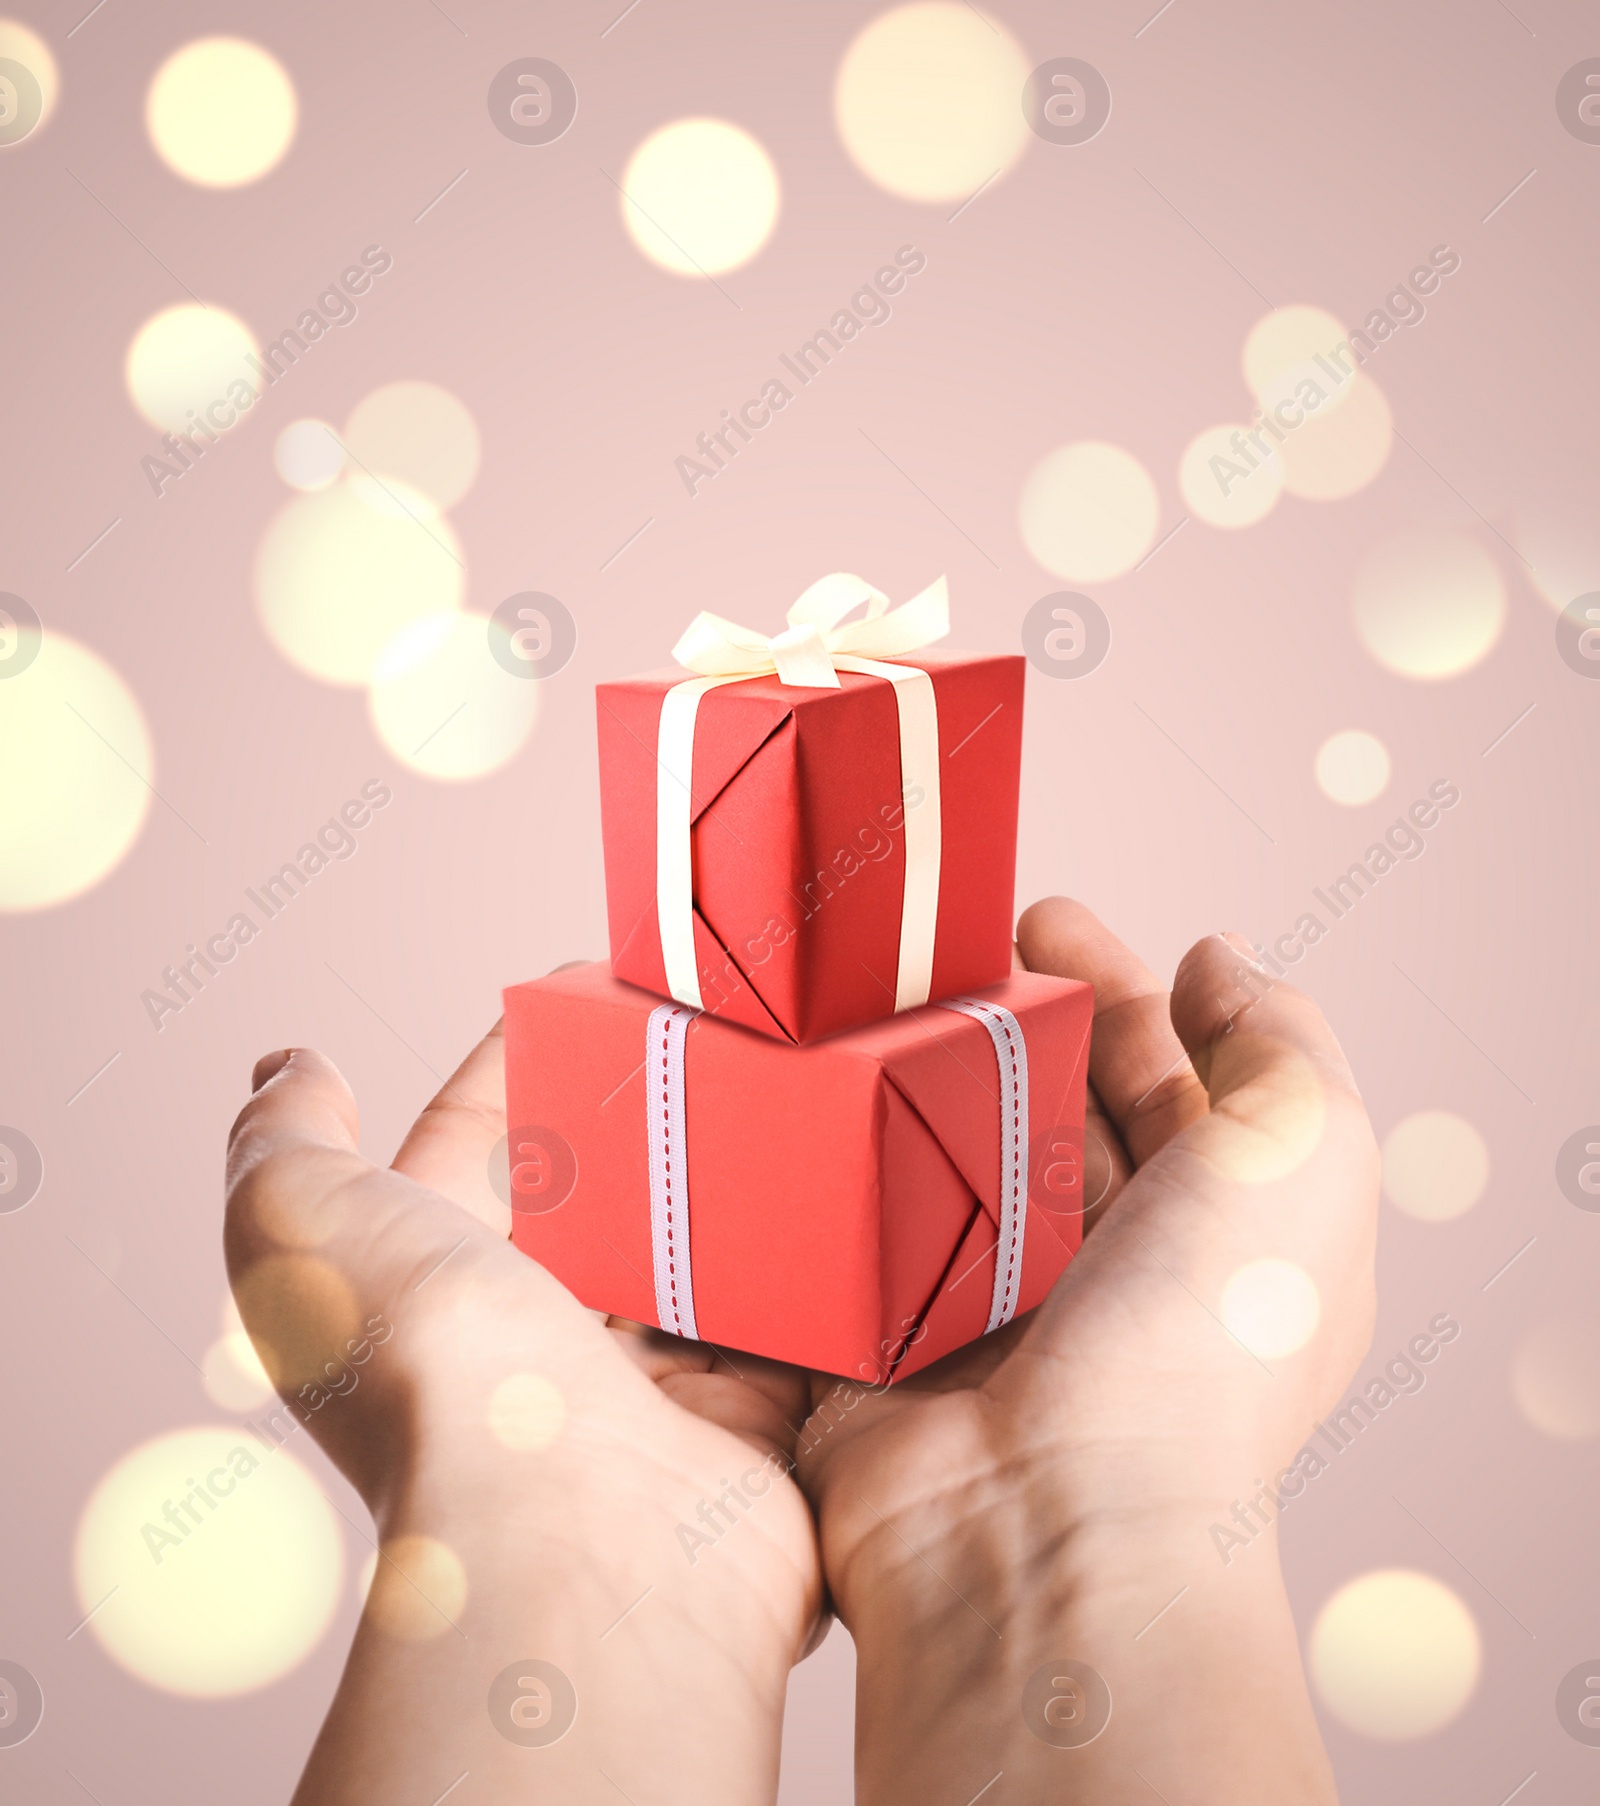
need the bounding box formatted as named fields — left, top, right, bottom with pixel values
left=1218, top=931, right=1270, bottom=971
left=251, top=1049, right=293, bottom=1092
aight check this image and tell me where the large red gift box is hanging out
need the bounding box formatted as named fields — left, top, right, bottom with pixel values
left=503, top=962, right=1093, bottom=1383
left=598, top=650, right=1024, bottom=1044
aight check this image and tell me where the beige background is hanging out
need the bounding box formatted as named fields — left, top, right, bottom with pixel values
left=3, top=0, right=1598, bottom=1799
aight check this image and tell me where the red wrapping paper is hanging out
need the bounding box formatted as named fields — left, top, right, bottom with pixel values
left=503, top=962, right=1093, bottom=1383
left=597, top=651, right=1024, bottom=1043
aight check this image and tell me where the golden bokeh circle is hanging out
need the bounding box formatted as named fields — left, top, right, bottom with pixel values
left=1314, top=729, right=1391, bottom=806
left=620, top=118, right=779, bottom=276
left=1381, top=1110, right=1488, bottom=1222
left=146, top=38, right=297, bottom=187
left=1511, top=1316, right=1600, bottom=1439
left=201, top=1331, right=276, bottom=1413
left=75, top=1427, right=342, bottom=1696
left=1310, top=1570, right=1480, bottom=1739
left=1019, top=442, right=1159, bottom=582
left=0, top=632, right=152, bottom=912
left=274, top=418, right=346, bottom=491
left=1352, top=528, right=1506, bottom=680
left=1219, top=1258, right=1320, bottom=1359
left=1201, top=1041, right=1326, bottom=1184
left=1179, top=423, right=1284, bottom=528
left=344, top=381, right=481, bottom=512
left=487, top=1373, right=566, bottom=1451
left=366, top=1534, right=468, bottom=1641
left=368, top=610, right=540, bottom=781
left=255, top=476, right=465, bottom=687
left=0, top=18, right=60, bottom=142
left=1279, top=375, right=1392, bottom=501
left=125, top=302, right=260, bottom=436
left=834, top=3, right=1032, bottom=203
left=231, top=1254, right=361, bottom=1395
left=1242, top=304, right=1351, bottom=402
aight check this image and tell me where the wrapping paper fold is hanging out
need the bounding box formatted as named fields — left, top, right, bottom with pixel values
left=503, top=962, right=1093, bottom=1383
left=597, top=651, right=1024, bottom=1044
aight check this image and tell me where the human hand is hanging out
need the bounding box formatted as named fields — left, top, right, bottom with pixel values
left=793, top=898, right=1379, bottom=1802
left=226, top=1023, right=822, bottom=1804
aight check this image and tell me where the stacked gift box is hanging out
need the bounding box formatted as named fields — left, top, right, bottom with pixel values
left=504, top=575, right=1093, bottom=1384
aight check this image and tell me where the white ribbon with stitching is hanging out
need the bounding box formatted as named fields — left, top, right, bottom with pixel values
left=645, top=1002, right=699, bottom=1339
left=938, top=996, right=1030, bottom=1333
left=643, top=992, right=1029, bottom=1348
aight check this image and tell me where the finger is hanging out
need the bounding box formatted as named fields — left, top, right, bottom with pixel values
left=609, top=1322, right=810, bottom=1463
left=225, top=1049, right=386, bottom=1382
left=227, top=1046, right=364, bottom=1220
left=227, top=1045, right=472, bottom=1276
left=609, top=1320, right=813, bottom=1446
left=1017, top=897, right=1208, bottom=1166
left=1168, top=932, right=1374, bottom=1185
left=391, top=1019, right=509, bottom=1233
left=1080, top=1081, right=1131, bottom=1235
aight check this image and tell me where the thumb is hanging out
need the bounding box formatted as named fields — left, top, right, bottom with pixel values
left=1167, top=934, right=1373, bottom=1189
left=224, top=1047, right=495, bottom=1398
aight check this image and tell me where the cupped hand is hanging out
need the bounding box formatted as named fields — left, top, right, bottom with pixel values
left=793, top=896, right=1380, bottom=1628
left=224, top=1023, right=824, bottom=1666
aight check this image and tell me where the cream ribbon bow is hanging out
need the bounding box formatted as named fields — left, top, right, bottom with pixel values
left=657, top=574, right=949, bottom=1015
left=672, top=572, right=949, bottom=688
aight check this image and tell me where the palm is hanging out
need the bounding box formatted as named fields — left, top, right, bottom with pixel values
left=227, top=1028, right=824, bottom=1653
left=793, top=899, right=1378, bottom=1623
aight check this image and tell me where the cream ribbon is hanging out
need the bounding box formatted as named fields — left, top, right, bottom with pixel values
left=656, top=574, right=949, bottom=1014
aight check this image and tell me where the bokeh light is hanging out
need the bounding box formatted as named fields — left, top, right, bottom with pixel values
left=368, top=610, right=540, bottom=781
left=125, top=302, right=259, bottom=435
left=1279, top=375, right=1392, bottom=501
left=366, top=1534, right=467, bottom=1640
left=620, top=118, right=779, bottom=276
left=487, top=1373, right=566, bottom=1451
left=834, top=2, right=1032, bottom=203
left=1220, top=1258, right=1320, bottom=1359
left=1315, top=729, right=1391, bottom=806
left=75, top=1427, right=341, bottom=1696
left=231, top=1254, right=361, bottom=1395
left=255, top=476, right=465, bottom=686
left=1019, top=442, right=1159, bottom=582
left=1511, top=1316, right=1600, bottom=1439
left=0, top=18, right=60, bottom=142
left=344, top=381, right=481, bottom=512
left=1515, top=492, right=1600, bottom=615
left=1381, top=1110, right=1488, bottom=1222
left=146, top=38, right=297, bottom=187
left=1310, top=1570, right=1480, bottom=1739
left=1256, top=361, right=1356, bottom=425
left=1179, top=424, right=1284, bottom=528
left=201, top=1331, right=276, bottom=1412
left=1352, top=528, right=1506, bottom=679
left=275, top=418, right=345, bottom=491
left=0, top=632, right=152, bottom=912
left=1203, top=1043, right=1325, bottom=1185
left=1242, top=304, right=1352, bottom=403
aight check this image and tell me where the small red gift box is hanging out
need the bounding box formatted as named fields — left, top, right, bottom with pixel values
left=503, top=962, right=1093, bottom=1383
left=597, top=575, right=1024, bottom=1044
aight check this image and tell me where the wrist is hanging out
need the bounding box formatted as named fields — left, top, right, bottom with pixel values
left=839, top=1473, right=1333, bottom=1806
left=337, top=1416, right=806, bottom=1805
left=827, top=1431, right=1273, bottom=1633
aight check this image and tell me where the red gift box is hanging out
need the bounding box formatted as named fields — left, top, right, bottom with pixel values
left=503, top=962, right=1093, bottom=1383
left=598, top=650, right=1024, bottom=1043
